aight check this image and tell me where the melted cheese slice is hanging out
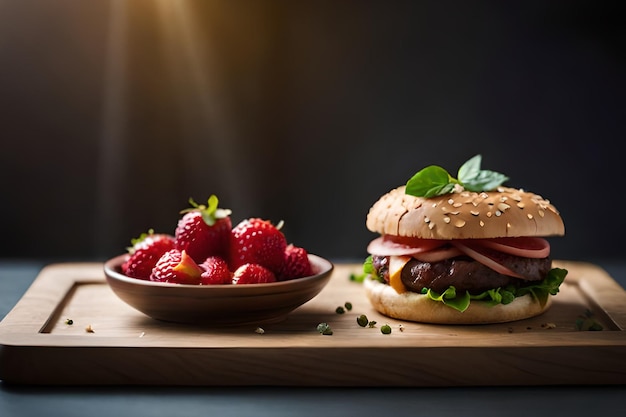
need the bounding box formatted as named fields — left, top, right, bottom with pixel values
left=388, top=255, right=411, bottom=294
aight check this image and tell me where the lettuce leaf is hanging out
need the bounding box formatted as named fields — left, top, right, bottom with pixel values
left=360, top=254, right=568, bottom=312
left=422, top=287, right=471, bottom=312
left=422, top=268, right=568, bottom=312
left=351, top=256, right=375, bottom=283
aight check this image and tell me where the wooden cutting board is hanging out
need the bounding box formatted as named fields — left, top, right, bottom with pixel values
left=1, top=260, right=625, bottom=386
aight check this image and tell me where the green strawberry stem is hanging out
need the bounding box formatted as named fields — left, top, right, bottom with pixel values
left=180, top=195, right=232, bottom=226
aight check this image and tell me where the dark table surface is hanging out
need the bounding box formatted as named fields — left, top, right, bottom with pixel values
left=1, top=259, right=625, bottom=417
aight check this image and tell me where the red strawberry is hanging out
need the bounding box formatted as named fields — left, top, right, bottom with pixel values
left=232, top=263, right=277, bottom=284
left=277, top=244, right=313, bottom=281
left=175, top=195, right=232, bottom=263
left=199, top=256, right=232, bottom=285
left=150, top=249, right=203, bottom=284
left=121, top=230, right=176, bottom=279
left=229, top=218, right=287, bottom=273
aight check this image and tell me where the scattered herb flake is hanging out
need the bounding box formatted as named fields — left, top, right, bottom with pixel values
left=317, top=323, right=333, bottom=335
left=356, top=314, right=369, bottom=327
left=344, top=302, right=353, bottom=311
left=381, top=324, right=392, bottom=334
left=367, top=321, right=377, bottom=328
left=336, top=306, right=345, bottom=314
left=575, top=310, right=603, bottom=331
left=85, top=324, right=94, bottom=333
left=65, top=319, right=73, bottom=325
left=350, top=272, right=366, bottom=282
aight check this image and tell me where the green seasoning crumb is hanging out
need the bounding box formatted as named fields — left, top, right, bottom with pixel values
left=65, top=319, right=73, bottom=325
left=336, top=306, right=345, bottom=314
left=344, top=302, right=353, bottom=311
left=381, top=324, right=392, bottom=334
left=350, top=257, right=373, bottom=283
left=349, top=272, right=366, bottom=282
left=368, top=321, right=377, bottom=328
left=575, top=310, right=603, bottom=331
left=317, top=323, right=333, bottom=335
left=357, top=314, right=369, bottom=327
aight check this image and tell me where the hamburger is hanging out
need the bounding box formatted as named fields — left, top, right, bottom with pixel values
left=363, top=155, right=568, bottom=324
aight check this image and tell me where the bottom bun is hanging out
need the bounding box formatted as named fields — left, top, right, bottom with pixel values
left=364, top=277, right=552, bottom=324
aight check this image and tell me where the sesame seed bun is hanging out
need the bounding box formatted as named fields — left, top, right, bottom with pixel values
left=366, top=186, right=564, bottom=240
left=364, top=277, right=552, bottom=324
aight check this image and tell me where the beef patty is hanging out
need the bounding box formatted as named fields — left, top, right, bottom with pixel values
left=371, top=254, right=552, bottom=294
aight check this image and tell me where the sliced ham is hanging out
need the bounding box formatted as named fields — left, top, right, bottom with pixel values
left=368, top=234, right=551, bottom=279
left=366, top=235, right=445, bottom=257
left=451, top=241, right=525, bottom=279
left=474, top=237, right=550, bottom=258
left=412, top=245, right=463, bottom=263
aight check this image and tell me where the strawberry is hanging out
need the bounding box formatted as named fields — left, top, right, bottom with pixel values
left=277, top=244, right=313, bottom=281
left=150, top=249, right=203, bottom=284
left=121, top=230, right=176, bottom=279
left=229, top=218, right=287, bottom=273
left=199, top=256, right=232, bottom=285
left=175, top=195, right=232, bottom=263
left=232, top=263, right=277, bottom=284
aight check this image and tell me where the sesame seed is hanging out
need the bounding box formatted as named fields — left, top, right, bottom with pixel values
left=479, top=220, right=485, bottom=227
left=454, top=219, right=466, bottom=228
left=486, top=212, right=492, bottom=218
left=443, top=216, right=451, bottom=224
left=424, top=216, right=430, bottom=223
left=507, top=223, right=511, bottom=228
left=497, top=203, right=510, bottom=211
left=428, top=222, right=435, bottom=230
left=527, top=214, right=534, bottom=220
left=517, top=202, right=525, bottom=209
left=495, top=211, right=502, bottom=217
left=453, top=202, right=463, bottom=208
left=538, top=210, right=545, bottom=218
left=470, top=210, right=479, bottom=216
left=448, top=199, right=455, bottom=205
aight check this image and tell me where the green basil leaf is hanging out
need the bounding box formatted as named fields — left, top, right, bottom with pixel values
left=462, top=170, right=509, bottom=192
left=457, top=154, right=482, bottom=184
left=458, top=155, right=508, bottom=192
left=405, top=155, right=508, bottom=198
left=405, top=165, right=455, bottom=197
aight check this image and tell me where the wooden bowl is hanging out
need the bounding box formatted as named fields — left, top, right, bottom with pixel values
left=103, top=254, right=334, bottom=326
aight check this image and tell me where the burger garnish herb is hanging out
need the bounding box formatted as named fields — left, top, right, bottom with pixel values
left=405, top=154, right=508, bottom=197
left=362, top=155, right=568, bottom=324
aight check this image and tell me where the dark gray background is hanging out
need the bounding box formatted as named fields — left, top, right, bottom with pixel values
left=1, top=1, right=624, bottom=263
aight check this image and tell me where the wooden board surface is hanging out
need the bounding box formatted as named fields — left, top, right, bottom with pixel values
left=1, top=260, right=625, bottom=386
